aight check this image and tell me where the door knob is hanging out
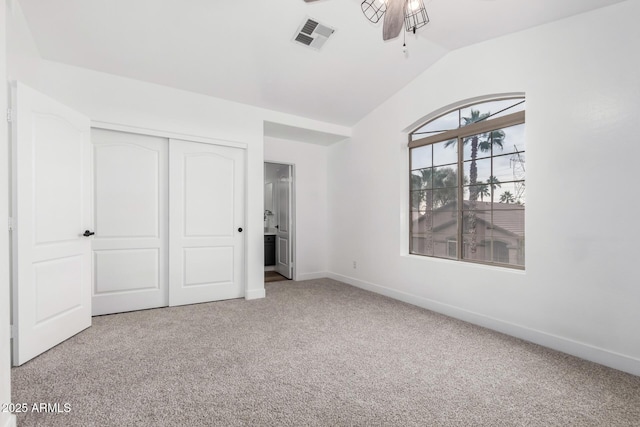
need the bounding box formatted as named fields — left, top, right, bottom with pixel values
left=83, top=230, right=95, bottom=237
left=237, top=227, right=243, bottom=232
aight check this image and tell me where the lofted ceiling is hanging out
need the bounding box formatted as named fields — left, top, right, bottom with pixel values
left=17, top=0, right=628, bottom=127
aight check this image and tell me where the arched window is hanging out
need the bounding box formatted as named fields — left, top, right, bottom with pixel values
left=409, top=97, right=525, bottom=268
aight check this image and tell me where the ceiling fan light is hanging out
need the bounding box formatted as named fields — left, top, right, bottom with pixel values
left=404, top=0, right=429, bottom=33
left=361, top=0, right=387, bottom=24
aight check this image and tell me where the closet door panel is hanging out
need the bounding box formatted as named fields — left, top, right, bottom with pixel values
left=91, top=129, right=168, bottom=315
left=169, top=139, right=245, bottom=306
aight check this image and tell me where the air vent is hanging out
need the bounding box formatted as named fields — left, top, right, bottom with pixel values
left=293, top=17, right=335, bottom=51
left=295, top=33, right=314, bottom=46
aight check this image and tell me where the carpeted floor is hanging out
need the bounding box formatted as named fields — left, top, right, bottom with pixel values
left=11, top=278, right=640, bottom=426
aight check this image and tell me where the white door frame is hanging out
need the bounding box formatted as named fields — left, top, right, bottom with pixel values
left=264, top=161, right=296, bottom=281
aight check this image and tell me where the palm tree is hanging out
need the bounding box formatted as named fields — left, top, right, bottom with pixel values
left=499, top=191, right=515, bottom=204
left=445, top=110, right=506, bottom=253
left=478, top=176, right=501, bottom=202
left=411, top=167, right=458, bottom=212
left=478, top=184, right=490, bottom=202
left=486, top=175, right=501, bottom=191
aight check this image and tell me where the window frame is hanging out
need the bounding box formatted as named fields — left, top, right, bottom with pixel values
left=409, top=106, right=525, bottom=269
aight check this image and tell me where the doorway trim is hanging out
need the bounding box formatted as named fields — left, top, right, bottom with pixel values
left=264, top=161, right=297, bottom=281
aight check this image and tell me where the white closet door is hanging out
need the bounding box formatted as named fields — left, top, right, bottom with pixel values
left=12, top=83, right=92, bottom=366
left=169, top=139, right=245, bottom=306
left=91, top=129, right=168, bottom=315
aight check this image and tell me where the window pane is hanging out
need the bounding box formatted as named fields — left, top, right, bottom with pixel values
left=433, top=188, right=457, bottom=211
left=462, top=136, right=493, bottom=161
left=411, top=190, right=421, bottom=212
left=411, top=169, right=432, bottom=190
left=432, top=209, right=457, bottom=232
left=460, top=99, right=525, bottom=127
left=411, top=189, right=435, bottom=212
left=514, top=182, right=525, bottom=205
left=464, top=157, right=491, bottom=186
left=447, top=239, right=457, bottom=258
left=411, top=213, right=433, bottom=256
left=490, top=240, right=511, bottom=264
left=464, top=185, right=491, bottom=207
left=495, top=183, right=524, bottom=205
left=412, top=110, right=459, bottom=140
left=432, top=165, right=458, bottom=188
left=492, top=207, right=525, bottom=238
left=411, top=232, right=433, bottom=256
left=462, top=185, right=492, bottom=208
left=462, top=233, right=492, bottom=263
left=411, top=145, right=432, bottom=170
left=433, top=232, right=457, bottom=259
left=494, top=123, right=525, bottom=156
left=492, top=155, right=514, bottom=184
left=462, top=210, right=491, bottom=234
left=463, top=130, right=505, bottom=161
left=433, top=140, right=457, bottom=166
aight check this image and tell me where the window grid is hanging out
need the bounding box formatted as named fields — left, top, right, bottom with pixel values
left=409, top=99, right=525, bottom=269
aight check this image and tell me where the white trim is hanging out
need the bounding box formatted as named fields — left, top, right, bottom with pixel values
left=3, top=414, right=17, bottom=427
left=327, top=272, right=640, bottom=377
left=296, top=271, right=327, bottom=281
left=245, top=288, right=266, bottom=300
left=91, top=121, right=248, bottom=149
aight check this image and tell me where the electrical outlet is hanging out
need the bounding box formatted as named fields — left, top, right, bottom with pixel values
left=352, top=261, right=357, bottom=269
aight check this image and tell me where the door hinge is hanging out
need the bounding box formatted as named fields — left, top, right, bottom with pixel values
left=8, top=217, right=14, bottom=232
left=11, top=324, right=17, bottom=339
left=7, top=108, right=13, bottom=123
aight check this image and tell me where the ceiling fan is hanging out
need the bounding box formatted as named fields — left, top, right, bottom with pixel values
left=303, top=0, right=429, bottom=41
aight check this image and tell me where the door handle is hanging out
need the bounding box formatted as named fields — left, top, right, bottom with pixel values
left=237, top=227, right=243, bottom=232
left=83, top=230, right=95, bottom=237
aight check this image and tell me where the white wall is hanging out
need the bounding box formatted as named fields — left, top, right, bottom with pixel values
left=1, top=2, right=16, bottom=426
left=328, top=0, right=640, bottom=375
left=265, top=137, right=329, bottom=280
left=4, top=0, right=346, bottom=304
left=14, top=62, right=267, bottom=301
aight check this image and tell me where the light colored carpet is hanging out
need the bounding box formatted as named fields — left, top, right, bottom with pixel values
left=11, top=278, right=640, bottom=426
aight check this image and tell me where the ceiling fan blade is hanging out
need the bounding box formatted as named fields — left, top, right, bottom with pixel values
left=382, top=0, right=405, bottom=41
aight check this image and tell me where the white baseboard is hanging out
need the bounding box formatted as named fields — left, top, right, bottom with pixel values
left=2, top=414, right=16, bottom=427
left=327, top=272, right=640, bottom=377
left=245, top=288, right=266, bottom=300
left=295, top=271, right=328, bottom=281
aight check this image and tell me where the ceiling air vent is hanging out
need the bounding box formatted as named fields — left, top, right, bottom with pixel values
left=292, top=18, right=335, bottom=51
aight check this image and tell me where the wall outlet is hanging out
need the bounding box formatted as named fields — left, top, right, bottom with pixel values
left=352, top=261, right=357, bottom=269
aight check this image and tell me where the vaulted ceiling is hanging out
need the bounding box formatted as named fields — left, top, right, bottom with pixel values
left=18, top=0, right=628, bottom=126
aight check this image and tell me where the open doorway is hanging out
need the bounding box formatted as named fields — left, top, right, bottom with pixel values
left=264, top=162, right=295, bottom=281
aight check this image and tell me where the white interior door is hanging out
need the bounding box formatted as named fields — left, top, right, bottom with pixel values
left=169, top=139, right=245, bottom=306
left=91, top=129, right=168, bottom=315
left=12, top=82, right=92, bottom=366
left=275, top=166, right=293, bottom=279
